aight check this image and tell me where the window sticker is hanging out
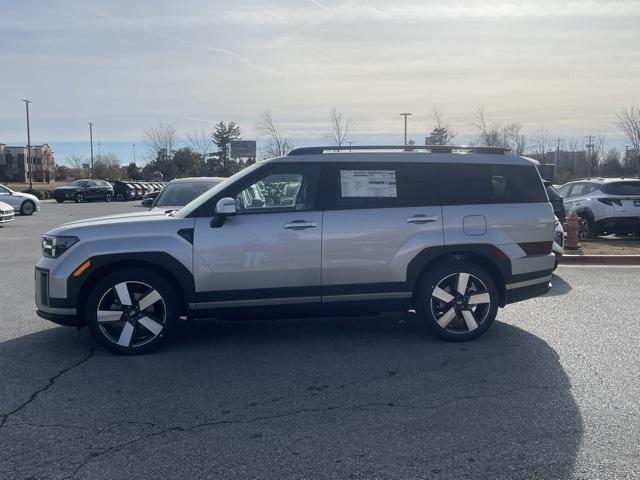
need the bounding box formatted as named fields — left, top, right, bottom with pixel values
left=340, top=170, right=397, bottom=198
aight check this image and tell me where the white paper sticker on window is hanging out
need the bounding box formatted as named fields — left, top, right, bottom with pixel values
left=340, top=170, right=397, bottom=198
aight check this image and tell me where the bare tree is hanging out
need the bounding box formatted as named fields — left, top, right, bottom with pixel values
left=144, top=122, right=177, bottom=160
left=615, top=106, right=640, bottom=173
left=186, top=128, right=212, bottom=175
left=587, top=134, right=606, bottom=176
left=326, top=107, right=353, bottom=147
left=504, top=122, right=526, bottom=155
left=427, top=106, right=455, bottom=145
left=65, top=153, right=85, bottom=169
left=532, top=126, right=553, bottom=164
left=471, top=107, right=505, bottom=147
left=256, top=110, right=293, bottom=158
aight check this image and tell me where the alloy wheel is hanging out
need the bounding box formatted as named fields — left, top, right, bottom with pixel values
left=430, top=272, right=491, bottom=334
left=96, top=281, right=166, bottom=348
left=22, top=201, right=34, bottom=215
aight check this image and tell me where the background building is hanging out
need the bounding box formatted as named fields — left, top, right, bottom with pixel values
left=0, top=143, right=55, bottom=183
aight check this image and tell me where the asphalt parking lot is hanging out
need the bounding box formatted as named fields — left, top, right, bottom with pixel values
left=0, top=201, right=639, bottom=479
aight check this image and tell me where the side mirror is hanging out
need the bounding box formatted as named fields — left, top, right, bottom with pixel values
left=211, top=197, right=237, bottom=228
left=141, top=198, right=153, bottom=208
left=215, top=197, right=237, bottom=216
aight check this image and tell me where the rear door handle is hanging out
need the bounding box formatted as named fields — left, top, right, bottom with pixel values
left=284, top=220, right=317, bottom=230
left=406, top=215, right=438, bottom=224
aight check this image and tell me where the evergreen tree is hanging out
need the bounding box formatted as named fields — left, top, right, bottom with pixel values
left=211, top=121, right=242, bottom=176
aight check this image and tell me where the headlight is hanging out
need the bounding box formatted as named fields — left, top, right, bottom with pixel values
left=42, top=235, right=79, bottom=258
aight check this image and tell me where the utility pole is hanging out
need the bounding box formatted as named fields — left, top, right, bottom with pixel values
left=97, top=141, right=101, bottom=158
left=585, top=134, right=594, bottom=177
left=132, top=144, right=136, bottom=163
left=348, top=141, right=354, bottom=152
left=399, top=113, right=412, bottom=146
left=88, top=123, right=94, bottom=179
left=553, top=138, right=563, bottom=182
left=21, top=100, right=32, bottom=189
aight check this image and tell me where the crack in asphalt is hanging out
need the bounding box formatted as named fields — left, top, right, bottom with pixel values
left=51, top=384, right=561, bottom=479
left=0, top=346, right=97, bottom=429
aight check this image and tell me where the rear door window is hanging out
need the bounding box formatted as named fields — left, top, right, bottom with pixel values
left=568, top=183, right=586, bottom=197
left=438, top=163, right=547, bottom=205
left=324, top=163, right=438, bottom=210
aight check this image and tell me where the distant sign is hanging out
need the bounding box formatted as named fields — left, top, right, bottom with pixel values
left=230, top=140, right=256, bottom=159
left=82, top=163, right=90, bottom=170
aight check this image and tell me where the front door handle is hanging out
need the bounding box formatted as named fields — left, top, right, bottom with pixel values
left=284, top=220, right=317, bottom=230
left=406, top=214, right=438, bottom=224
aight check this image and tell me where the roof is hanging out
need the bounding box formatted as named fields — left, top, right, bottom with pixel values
left=563, top=177, right=640, bottom=184
left=263, top=151, right=535, bottom=166
left=166, top=177, right=226, bottom=184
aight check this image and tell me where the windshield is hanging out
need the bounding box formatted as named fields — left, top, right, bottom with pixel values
left=175, top=163, right=262, bottom=218
left=602, top=181, right=640, bottom=196
left=69, top=180, right=89, bottom=187
left=154, top=179, right=224, bottom=208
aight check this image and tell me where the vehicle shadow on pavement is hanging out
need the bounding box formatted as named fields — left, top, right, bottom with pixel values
left=545, top=273, right=572, bottom=297
left=0, top=317, right=582, bottom=480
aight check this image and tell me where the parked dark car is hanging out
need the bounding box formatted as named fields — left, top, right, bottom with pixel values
left=111, top=181, right=136, bottom=201
left=53, top=179, right=114, bottom=203
left=544, top=180, right=566, bottom=221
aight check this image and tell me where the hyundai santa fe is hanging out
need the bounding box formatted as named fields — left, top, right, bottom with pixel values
left=35, top=145, right=555, bottom=355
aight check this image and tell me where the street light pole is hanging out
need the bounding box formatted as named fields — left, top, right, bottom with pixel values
left=88, top=123, right=94, bottom=179
left=22, top=100, right=32, bottom=189
left=132, top=144, right=136, bottom=163
left=399, top=113, right=412, bottom=146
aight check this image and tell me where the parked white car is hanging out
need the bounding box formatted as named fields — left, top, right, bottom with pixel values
left=556, top=178, right=640, bottom=238
left=0, top=200, right=15, bottom=224
left=0, top=184, right=40, bottom=215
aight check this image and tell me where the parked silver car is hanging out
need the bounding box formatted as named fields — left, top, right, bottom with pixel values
left=35, top=145, right=555, bottom=354
left=0, top=184, right=40, bottom=215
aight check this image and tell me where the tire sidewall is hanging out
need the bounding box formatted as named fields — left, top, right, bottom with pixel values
left=85, top=268, right=180, bottom=355
left=415, top=261, right=499, bottom=342
left=75, top=192, right=84, bottom=203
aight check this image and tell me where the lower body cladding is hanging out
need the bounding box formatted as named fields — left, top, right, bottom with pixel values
left=595, top=216, right=640, bottom=235
left=34, top=252, right=554, bottom=326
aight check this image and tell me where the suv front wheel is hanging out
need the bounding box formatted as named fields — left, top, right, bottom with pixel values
left=86, top=268, right=179, bottom=354
left=415, top=261, right=498, bottom=341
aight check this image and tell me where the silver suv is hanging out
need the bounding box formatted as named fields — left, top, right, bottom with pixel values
left=35, top=146, right=555, bottom=354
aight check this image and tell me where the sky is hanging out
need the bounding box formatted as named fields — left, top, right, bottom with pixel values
left=1, top=0, right=639, bottom=164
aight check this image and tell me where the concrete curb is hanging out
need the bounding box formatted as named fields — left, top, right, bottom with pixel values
left=561, top=255, right=640, bottom=265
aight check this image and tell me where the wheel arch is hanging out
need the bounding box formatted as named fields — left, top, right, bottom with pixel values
left=72, top=253, right=194, bottom=323
left=407, top=245, right=509, bottom=307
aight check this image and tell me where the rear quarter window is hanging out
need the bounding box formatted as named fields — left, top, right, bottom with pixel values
left=602, top=181, right=640, bottom=196
left=438, top=164, right=547, bottom=205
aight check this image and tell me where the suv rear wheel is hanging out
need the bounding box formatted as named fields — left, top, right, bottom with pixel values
left=86, top=268, right=179, bottom=355
left=415, top=261, right=498, bottom=341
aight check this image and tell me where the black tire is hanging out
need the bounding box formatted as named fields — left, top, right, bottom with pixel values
left=105, top=192, right=113, bottom=202
left=415, top=261, right=499, bottom=342
left=20, top=200, right=36, bottom=215
left=579, top=216, right=598, bottom=239
left=85, top=268, right=180, bottom=355
left=553, top=254, right=560, bottom=271
left=55, top=197, right=64, bottom=203
left=115, top=192, right=125, bottom=201
left=74, top=192, right=84, bottom=203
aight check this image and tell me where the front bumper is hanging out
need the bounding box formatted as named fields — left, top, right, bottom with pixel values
left=0, top=209, right=15, bottom=223
left=35, top=267, right=81, bottom=326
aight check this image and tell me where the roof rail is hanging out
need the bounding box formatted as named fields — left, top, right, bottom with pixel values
left=287, top=145, right=511, bottom=156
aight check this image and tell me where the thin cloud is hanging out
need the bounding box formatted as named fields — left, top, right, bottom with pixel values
left=77, top=4, right=282, bottom=77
